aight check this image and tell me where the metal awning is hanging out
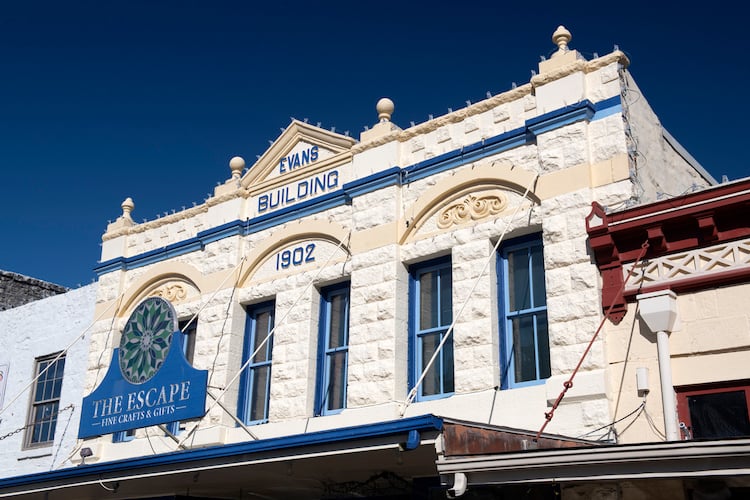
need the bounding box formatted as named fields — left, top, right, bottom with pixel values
left=437, top=437, right=750, bottom=495
left=0, top=415, right=445, bottom=499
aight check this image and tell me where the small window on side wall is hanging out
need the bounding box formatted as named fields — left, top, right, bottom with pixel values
left=676, top=381, right=750, bottom=440
left=25, top=353, right=65, bottom=448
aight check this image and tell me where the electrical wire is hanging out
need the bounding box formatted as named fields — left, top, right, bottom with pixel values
left=576, top=399, right=645, bottom=440
left=175, top=232, right=352, bottom=449
left=536, top=240, right=650, bottom=440
left=208, top=256, right=248, bottom=387
left=93, top=292, right=126, bottom=387
left=401, top=168, right=540, bottom=414
left=0, top=296, right=123, bottom=418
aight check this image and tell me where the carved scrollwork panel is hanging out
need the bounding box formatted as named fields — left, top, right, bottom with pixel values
left=437, top=193, right=508, bottom=229
left=151, top=283, right=189, bottom=304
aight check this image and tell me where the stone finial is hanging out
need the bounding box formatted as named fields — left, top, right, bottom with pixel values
left=538, top=25, right=583, bottom=74
left=229, top=156, right=245, bottom=180
left=121, top=197, right=134, bottom=221
left=376, top=97, right=395, bottom=122
left=552, top=25, right=572, bottom=52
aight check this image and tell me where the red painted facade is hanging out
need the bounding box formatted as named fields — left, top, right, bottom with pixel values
left=586, top=179, right=750, bottom=323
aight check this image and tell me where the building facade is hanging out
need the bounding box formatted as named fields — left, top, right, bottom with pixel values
left=1, top=26, right=742, bottom=499
left=0, top=283, right=96, bottom=476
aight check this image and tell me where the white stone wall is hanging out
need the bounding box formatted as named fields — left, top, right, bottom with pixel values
left=620, top=70, right=714, bottom=203
left=0, top=284, right=96, bottom=476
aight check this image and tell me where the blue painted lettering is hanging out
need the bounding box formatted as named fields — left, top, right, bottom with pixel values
left=258, top=169, right=339, bottom=214
left=278, top=145, right=321, bottom=175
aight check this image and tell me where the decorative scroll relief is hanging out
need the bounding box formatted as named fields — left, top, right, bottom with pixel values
left=437, top=193, right=508, bottom=229
left=151, top=282, right=196, bottom=304
left=625, top=238, right=750, bottom=289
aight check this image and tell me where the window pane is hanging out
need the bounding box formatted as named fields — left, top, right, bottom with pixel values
left=253, top=311, right=272, bottom=363
left=443, top=335, right=454, bottom=393
left=328, top=294, right=348, bottom=349
left=536, top=313, right=550, bottom=379
left=512, top=315, right=537, bottom=383
left=250, top=365, right=270, bottom=422
left=508, top=250, right=531, bottom=311
left=531, top=245, right=546, bottom=307
left=688, top=391, right=750, bottom=439
left=421, top=333, right=441, bottom=396
left=419, top=271, right=438, bottom=329
left=439, top=267, right=452, bottom=325
left=327, top=351, right=347, bottom=411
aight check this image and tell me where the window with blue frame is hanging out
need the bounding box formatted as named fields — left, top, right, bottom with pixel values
left=499, top=234, right=550, bottom=388
left=238, top=302, right=275, bottom=424
left=409, top=257, right=454, bottom=401
left=315, top=283, right=350, bottom=416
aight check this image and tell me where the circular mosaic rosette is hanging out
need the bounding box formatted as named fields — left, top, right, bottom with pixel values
left=119, top=297, right=177, bottom=384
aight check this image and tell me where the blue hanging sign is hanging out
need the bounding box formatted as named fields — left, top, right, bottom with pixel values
left=78, top=297, right=208, bottom=439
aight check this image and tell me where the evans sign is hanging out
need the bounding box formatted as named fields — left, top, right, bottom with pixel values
left=78, top=297, right=208, bottom=439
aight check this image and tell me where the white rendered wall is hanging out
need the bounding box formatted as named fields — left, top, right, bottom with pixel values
left=0, top=284, right=96, bottom=476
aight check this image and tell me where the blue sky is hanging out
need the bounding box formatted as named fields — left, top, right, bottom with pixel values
left=1, top=1, right=746, bottom=288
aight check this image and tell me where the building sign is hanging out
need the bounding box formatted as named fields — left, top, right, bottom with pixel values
left=78, top=297, right=208, bottom=439
left=279, top=145, right=319, bottom=174
left=257, top=169, right=339, bottom=214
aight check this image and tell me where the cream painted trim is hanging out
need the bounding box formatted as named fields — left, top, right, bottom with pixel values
left=354, top=51, right=629, bottom=153
left=241, top=120, right=357, bottom=188
left=117, top=261, right=208, bottom=317
left=531, top=51, right=629, bottom=87
left=590, top=154, right=630, bottom=188
left=350, top=222, right=399, bottom=254
left=102, top=202, right=209, bottom=241
left=400, top=161, right=540, bottom=244
left=672, top=349, right=750, bottom=387
left=534, top=154, right=629, bottom=199
left=353, top=85, right=534, bottom=151
left=238, top=219, right=351, bottom=287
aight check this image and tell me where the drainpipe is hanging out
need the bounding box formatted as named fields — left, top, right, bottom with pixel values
left=636, top=290, right=680, bottom=441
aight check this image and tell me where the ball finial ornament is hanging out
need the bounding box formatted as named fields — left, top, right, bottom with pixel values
left=376, top=97, right=395, bottom=122
left=229, top=156, right=245, bottom=180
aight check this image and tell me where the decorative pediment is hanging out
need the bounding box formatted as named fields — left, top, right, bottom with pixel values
left=241, top=120, right=357, bottom=189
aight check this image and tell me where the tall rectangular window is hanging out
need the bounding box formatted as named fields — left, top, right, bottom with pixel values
left=499, top=235, right=550, bottom=388
left=409, top=257, right=454, bottom=401
left=238, top=302, right=275, bottom=424
left=25, top=353, right=65, bottom=448
left=316, top=283, right=350, bottom=415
